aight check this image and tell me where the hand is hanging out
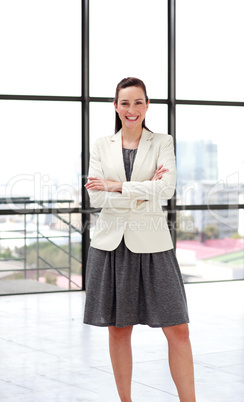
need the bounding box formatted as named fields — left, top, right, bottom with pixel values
left=85, top=177, right=122, bottom=192
left=151, top=164, right=169, bottom=181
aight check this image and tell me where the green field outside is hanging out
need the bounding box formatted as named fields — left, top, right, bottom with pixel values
left=207, top=250, right=244, bottom=266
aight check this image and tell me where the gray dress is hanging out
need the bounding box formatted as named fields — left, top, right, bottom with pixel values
left=83, top=148, right=189, bottom=328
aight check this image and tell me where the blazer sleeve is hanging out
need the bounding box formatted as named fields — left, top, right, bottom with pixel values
left=87, top=139, right=136, bottom=209
left=122, top=135, right=176, bottom=201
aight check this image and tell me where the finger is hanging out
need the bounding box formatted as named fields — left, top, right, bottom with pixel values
left=85, top=180, right=100, bottom=187
left=158, top=168, right=168, bottom=174
left=85, top=180, right=96, bottom=187
left=85, top=183, right=102, bottom=190
left=154, top=169, right=169, bottom=180
left=159, top=167, right=167, bottom=172
left=87, top=176, right=99, bottom=181
left=155, top=167, right=164, bottom=175
left=87, top=178, right=102, bottom=186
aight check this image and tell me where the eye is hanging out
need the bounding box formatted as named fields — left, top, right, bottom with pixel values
left=121, top=102, right=129, bottom=106
left=136, top=101, right=143, bottom=105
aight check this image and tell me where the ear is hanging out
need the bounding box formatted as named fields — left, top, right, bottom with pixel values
left=146, top=100, right=149, bottom=111
left=114, top=101, right=118, bottom=113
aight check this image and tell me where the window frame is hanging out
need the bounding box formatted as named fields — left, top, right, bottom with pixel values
left=0, top=0, right=243, bottom=293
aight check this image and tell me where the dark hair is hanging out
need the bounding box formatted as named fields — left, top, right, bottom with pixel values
left=114, top=77, right=151, bottom=133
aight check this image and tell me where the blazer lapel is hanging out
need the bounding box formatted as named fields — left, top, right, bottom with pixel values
left=110, top=128, right=154, bottom=182
left=110, top=130, right=127, bottom=182
left=130, top=128, right=154, bottom=181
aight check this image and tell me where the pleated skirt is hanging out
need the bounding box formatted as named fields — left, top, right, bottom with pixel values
left=83, top=237, right=189, bottom=328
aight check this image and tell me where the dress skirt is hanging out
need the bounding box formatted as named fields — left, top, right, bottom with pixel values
left=83, top=237, right=189, bottom=328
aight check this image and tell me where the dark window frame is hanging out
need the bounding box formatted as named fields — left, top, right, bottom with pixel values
left=0, top=0, right=243, bottom=293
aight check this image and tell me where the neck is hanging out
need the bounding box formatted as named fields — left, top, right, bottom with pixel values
left=121, top=126, right=143, bottom=148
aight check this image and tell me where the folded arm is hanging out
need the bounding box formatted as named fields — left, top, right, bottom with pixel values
left=122, top=135, right=176, bottom=201
left=85, top=135, right=176, bottom=209
left=85, top=140, right=135, bottom=209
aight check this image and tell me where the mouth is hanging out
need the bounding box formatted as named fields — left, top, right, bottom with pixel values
left=126, top=116, right=139, bottom=121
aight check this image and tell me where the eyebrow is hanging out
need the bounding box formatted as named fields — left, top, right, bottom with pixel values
left=120, top=98, right=144, bottom=101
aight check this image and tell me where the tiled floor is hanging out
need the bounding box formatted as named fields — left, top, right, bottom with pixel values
left=0, top=281, right=243, bottom=401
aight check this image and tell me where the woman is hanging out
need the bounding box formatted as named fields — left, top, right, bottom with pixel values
left=84, top=77, right=196, bottom=402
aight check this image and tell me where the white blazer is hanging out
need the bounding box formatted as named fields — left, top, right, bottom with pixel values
left=87, top=128, right=176, bottom=253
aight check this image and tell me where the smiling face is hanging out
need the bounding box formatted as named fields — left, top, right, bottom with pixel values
left=114, top=86, right=149, bottom=131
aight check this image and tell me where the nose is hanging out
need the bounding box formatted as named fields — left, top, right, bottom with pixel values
left=128, top=105, right=135, bottom=114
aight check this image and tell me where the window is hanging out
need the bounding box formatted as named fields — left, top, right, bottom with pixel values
left=0, top=0, right=81, bottom=96
left=1, top=1, right=243, bottom=295
left=89, top=0, right=168, bottom=99
left=0, top=1, right=82, bottom=295
left=176, top=105, right=244, bottom=206
left=176, top=0, right=244, bottom=101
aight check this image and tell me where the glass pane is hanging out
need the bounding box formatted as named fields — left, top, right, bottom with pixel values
left=176, top=0, right=244, bottom=101
left=0, top=0, right=81, bottom=96
left=0, top=100, right=81, bottom=203
left=146, top=104, right=168, bottom=135
left=176, top=210, right=244, bottom=282
left=90, top=102, right=168, bottom=151
left=90, top=0, right=167, bottom=99
left=176, top=105, right=244, bottom=205
left=0, top=212, right=82, bottom=295
left=90, top=102, right=115, bottom=151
